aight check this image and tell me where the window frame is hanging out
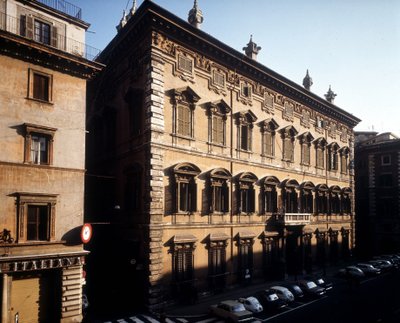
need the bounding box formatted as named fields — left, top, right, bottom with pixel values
left=15, top=193, right=57, bottom=243
left=28, top=69, right=53, bottom=103
left=206, top=100, right=231, bottom=147
left=299, top=132, right=314, bottom=166
left=173, top=163, right=200, bottom=214
left=171, top=87, right=200, bottom=140
left=381, top=154, right=391, bottom=166
left=173, top=242, right=195, bottom=283
left=260, top=119, right=278, bottom=158
left=23, top=123, right=56, bottom=165
left=235, top=111, right=257, bottom=153
left=280, top=126, right=298, bottom=163
left=236, top=173, right=257, bottom=214
left=209, top=169, right=231, bottom=214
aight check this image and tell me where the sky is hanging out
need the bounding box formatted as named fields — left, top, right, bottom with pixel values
left=79, top=0, right=400, bottom=135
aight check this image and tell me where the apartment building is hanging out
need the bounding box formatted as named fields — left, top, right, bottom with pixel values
left=0, top=0, right=102, bottom=322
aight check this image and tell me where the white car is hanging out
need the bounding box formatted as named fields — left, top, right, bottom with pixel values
left=210, top=300, right=254, bottom=322
left=238, top=296, right=263, bottom=313
left=269, top=286, right=295, bottom=303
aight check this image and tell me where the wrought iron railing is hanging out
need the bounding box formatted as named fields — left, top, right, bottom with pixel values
left=0, top=11, right=101, bottom=61
left=35, top=0, right=82, bottom=19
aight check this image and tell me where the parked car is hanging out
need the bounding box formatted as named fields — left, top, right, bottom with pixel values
left=209, top=300, right=254, bottom=322
left=280, top=282, right=304, bottom=299
left=314, top=277, right=333, bottom=291
left=338, top=266, right=365, bottom=280
left=269, top=286, right=295, bottom=303
left=368, top=260, right=392, bottom=272
left=357, top=263, right=381, bottom=276
left=297, top=280, right=326, bottom=298
left=255, top=289, right=287, bottom=311
left=238, top=296, right=263, bottom=313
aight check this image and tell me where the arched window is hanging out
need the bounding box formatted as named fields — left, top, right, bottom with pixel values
left=262, top=176, right=280, bottom=213
left=236, top=172, right=258, bottom=214
left=315, top=184, right=329, bottom=214
left=300, top=181, right=315, bottom=213
left=330, top=185, right=341, bottom=214
left=173, top=163, right=201, bottom=213
left=281, top=179, right=300, bottom=213
left=341, top=187, right=352, bottom=214
left=209, top=168, right=231, bottom=213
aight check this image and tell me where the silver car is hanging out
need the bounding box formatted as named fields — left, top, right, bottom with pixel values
left=269, top=286, right=295, bottom=303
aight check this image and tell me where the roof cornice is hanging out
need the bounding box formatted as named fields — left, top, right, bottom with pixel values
left=100, top=1, right=361, bottom=128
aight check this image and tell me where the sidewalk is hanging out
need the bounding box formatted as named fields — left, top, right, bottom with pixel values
left=165, top=262, right=350, bottom=318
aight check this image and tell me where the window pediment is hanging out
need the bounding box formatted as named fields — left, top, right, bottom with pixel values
left=298, top=131, right=314, bottom=144
left=173, top=162, right=201, bottom=176
left=205, top=99, right=231, bottom=115
left=262, top=176, right=280, bottom=187
left=259, top=118, right=279, bottom=132
left=170, top=86, right=200, bottom=106
left=234, top=110, right=257, bottom=125
left=281, top=178, right=300, bottom=189
left=279, top=125, right=298, bottom=138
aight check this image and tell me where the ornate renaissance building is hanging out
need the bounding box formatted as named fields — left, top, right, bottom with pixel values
left=0, top=0, right=102, bottom=322
left=355, top=131, right=400, bottom=258
left=86, top=0, right=360, bottom=312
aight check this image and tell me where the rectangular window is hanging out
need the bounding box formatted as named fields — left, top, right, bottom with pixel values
left=213, top=71, right=225, bottom=87
left=16, top=193, right=56, bottom=243
left=379, top=174, right=393, bottom=187
left=178, top=55, right=193, bottom=74
left=174, top=247, right=194, bottom=282
left=341, top=155, right=348, bottom=174
left=178, top=181, right=196, bottom=212
left=29, top=69, right=52, bottom=103
left=34, top=20, right=51, bottom=45
left=212, top=184, right=229, bottom=213
left=27, top=205, right=49, bottom=241
left=177, top=105, right=191, bottom=137
left=316, top=149, right=324, bottom=168
left=33, top=73, right=50, bottom=101
left=283, top=138, right=294, bottom=161
left=30, top=134, right=49, bottom=165
left=302, top=144, right=310, bottom=165
left=242, top=84, right=251, bottom=98
left=240, top=125, right=251, bottom=151
left=263, top=132, right=273, bottom=156
left=381, top=155, right=391, bottom=166
left=212, top=115, right=224, bottom=145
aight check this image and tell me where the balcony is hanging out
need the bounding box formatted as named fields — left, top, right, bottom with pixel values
left=35, top=0, right=82, bottom=19
left=276, top=213, right=311, bottom=226
left=0, top=12, right=100, bottom=61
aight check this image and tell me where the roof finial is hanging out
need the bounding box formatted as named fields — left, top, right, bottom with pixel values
left=303, top=69, right=313, bottom=90
left=130, top=0, right=137, bottom=16
left=325, top=85, right=337, bottom=103
left=188, top=0, right=204, bottom=29
left=116, top=10, right=128, bottom=31
left=243, top=35, right=261, bottom=60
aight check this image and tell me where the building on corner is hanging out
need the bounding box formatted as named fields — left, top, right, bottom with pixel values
left=0, top=0, right=102, bottom=322
left=86, top=0, right=361, bottom=312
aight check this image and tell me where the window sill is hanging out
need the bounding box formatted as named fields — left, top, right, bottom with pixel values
left=208, top=142, right=226, bottom=148
left=261, top=154, right=275, bottom=159
left=172, top=133, right=195, bottom=141
left=26, top=97, right=53, bottom=105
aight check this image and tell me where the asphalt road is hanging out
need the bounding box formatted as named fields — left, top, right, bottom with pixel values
left=256, top=271, right=400, bottom=323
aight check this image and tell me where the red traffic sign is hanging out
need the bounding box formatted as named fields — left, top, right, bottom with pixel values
left=81, top=223, right=92, bottom=243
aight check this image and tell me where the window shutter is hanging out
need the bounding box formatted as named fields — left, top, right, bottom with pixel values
left=26, top=16, right=33, bottom=39
left=191, top=181, right=197, bottom=212
left=51, top=26, right=57, bottom=48
left=19, top=15, right=26, bottom=36
left=265, top=132, right=272, bottom=156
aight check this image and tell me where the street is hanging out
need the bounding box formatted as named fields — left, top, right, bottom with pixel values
left=99, top=270, right=400, bottom=323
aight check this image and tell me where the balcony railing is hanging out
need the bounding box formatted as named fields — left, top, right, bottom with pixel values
left=276, top=213, right=311, bottom=226
left=0, top=11, right=100, bottom=61
left=35, top=0, right=82, bottom=19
